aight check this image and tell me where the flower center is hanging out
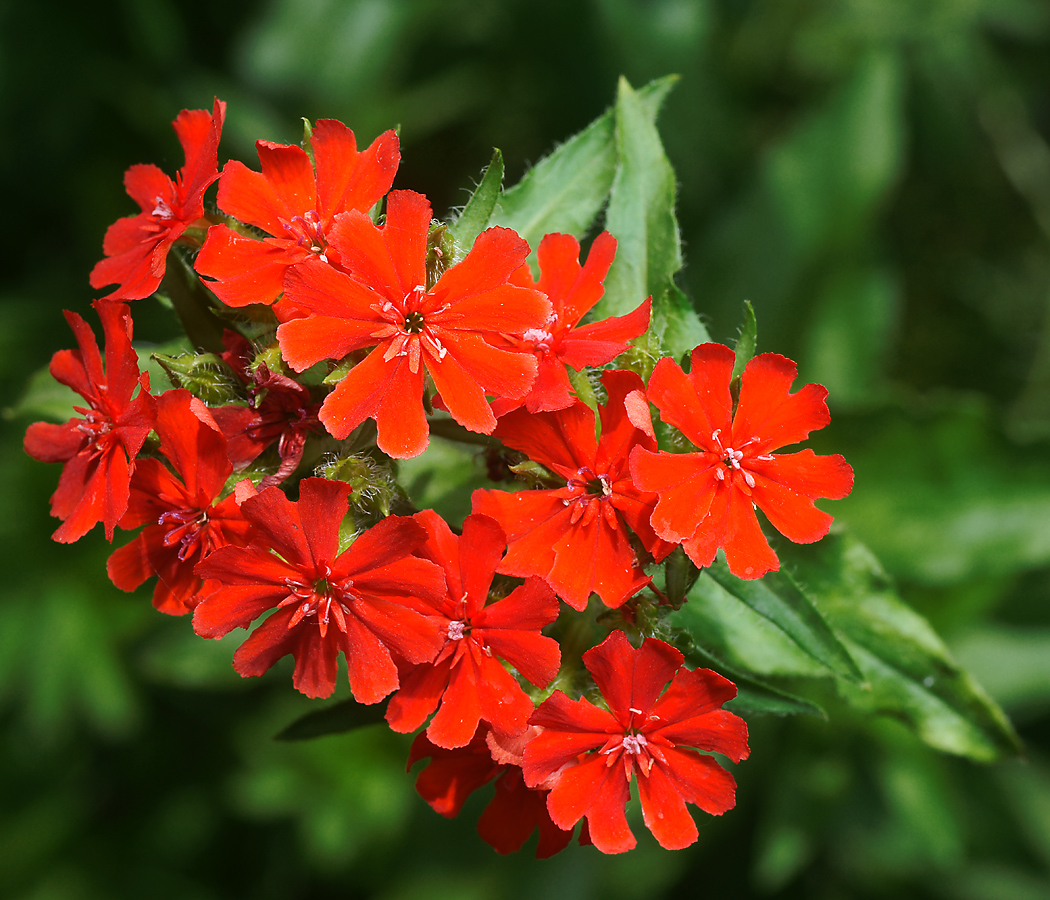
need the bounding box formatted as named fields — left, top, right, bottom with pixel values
left=447, top=620, right=467, bottom=641
left=621, top=732, right=648, bottom=755
left=403, top=310, right=425, bottom=334
left=279, top=565, right=353, bottom=637
left=283, top=210, right=329, bottom=260
left=157, top=508, right=210, bottom=562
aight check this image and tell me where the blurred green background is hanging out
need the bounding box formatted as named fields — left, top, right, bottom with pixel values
left=3, top=1, right=1050, bottom=898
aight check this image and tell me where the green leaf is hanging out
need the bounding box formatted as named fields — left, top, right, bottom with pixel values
left=492, top=75, right=676, bottom=254
left=676, top=636, right=825, bottom=718
left=4, top=364, right=78, bottom=422
left=650, top=282, right=711, bottom=367
left=598, top=76, right=709, bottom=361
left=449, top=148, right=503, bottom=261
left=670, top=572, right=836, bottom=681
left=704, top=559, right=863, bottom=682
left=731, top=299, right=758, bottom=383
left=275, top=698, right=387, bottom=741
left=784, top=532, right=1023, bottom=762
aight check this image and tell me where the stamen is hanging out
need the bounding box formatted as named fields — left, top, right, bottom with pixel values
left=622, top=733, right=648, bottom=755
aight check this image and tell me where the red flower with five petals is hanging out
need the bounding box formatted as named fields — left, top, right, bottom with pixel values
left=385, top=511, right=560, bottom=748
left=107, top=390, right=254, bottom=615
left=492, top=231, right=651, bottom=416
left=194, top=120, right=399, bottom=308
left=471, top=370, right=673, bottom=610
left=630, top=343, right=854, bottom=579
left=90, top=99, right=225, bottom=300
left=523, top=630, right=749, bottom=854
left=277, top=190, right=551, bottom=457
left=193, top=477, right=446, bottom=700
left=24, top=301, right=156, bottom=543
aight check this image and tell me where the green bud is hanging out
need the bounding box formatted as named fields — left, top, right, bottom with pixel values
left=154, top=352, right=244, bottom=406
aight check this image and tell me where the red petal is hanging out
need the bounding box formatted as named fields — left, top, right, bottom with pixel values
left=595, top=369, right=651, bottom=472
left=409, top=731, right=498, bottom=818
left=318, top=348, right=427, bottom=454
left=457, top=514, right=505, bottom=613
left=433, top=226, right=531, bottom=301
left=426, top=651, right=483, bottom=748
left=216, top=159, right=290, bottom=235
left=583, top=632, right=683, bottom=727
left=386, top=655, right=452, bottom=734
left=545, top=754, right=635, bottom=854
left=733, top=353, right=830, bottom=453
left=195, top=226, right=301, bottom=307
left=521, top=357, right=575, bottom=413
left=337, top=612, right=400, bottom=704
left=313, top=122, right=399, bottom=221
left=646, top=345, right=734, bottom=450
left=336, top=514, right=428, bottom=576
left=553, top=230, right=617, bottom=326
left=492, top=401, right=596, bottom=474
left=558, top=296, right=651, bottom=370
left=637, top=760, right=699, bottom=850
left=107, top=535, right=151, bottom=593
left=631, top=447, right=720, bottom=543
left=256, top=141, right=317, bottom=224
left=123, top=163, right=173, bottom=213
left=327, top=209, right=404, bottom=301
left=476, top=577, right=561, bottom=685
left=239, top=486, right=313, bottom=569
left=479, top=767, right=573, bottom=858
left=154, top=391, right=230, bottom=501
left=24, top=421, right=84, bottom=463
left=382, top=190, right=431, bottom=293
left=523, top=692, right=619, bottom=785
left=649, top=745, right=738, bottom=816
left=298, top=476, right=354, bottom=567
left=716, top=487, right=780, bottom=580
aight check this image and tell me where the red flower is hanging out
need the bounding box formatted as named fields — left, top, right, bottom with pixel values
left=210, top=331, right=321, bottom=488
left=107, top=390, right=254, bottom=615
left=277, top=190, right=551, bottom=457
left=523, top=630, right=749, bottom=854
left=385, top=511, right=560, bottom=748
left=194, top=120, right=399, bottom=308
left=90, top=99, right=225, bottom=300
left=193, top=478, right=446, bottom=701
left=24, top=301, right=156, bottom=543
left=492, top=231, right=651, bottom=416
left=409, top=727, right=574, bottom=858
left=471, top=370, right=673, bottom=610
left=630, top=344, right=855, bottom=579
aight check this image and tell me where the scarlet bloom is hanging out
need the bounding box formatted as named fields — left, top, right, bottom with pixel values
left=90, top=99, right=225, bottom=300
left=210, top=331, right=322, bottom=488
left=194, top=119, right=400, bottom=308
left=471, top=370, right=673, bottom=610
left=24, top=301, right=156, bottom=543
left=107, top=390, right=254, bottom=615
left=493, top=231, right=651, bottom=415
left=630, top=343, right=855, bottom=579
left=523, top=630, right=749, bottom=854
left=409, top=727, right=574, bottom=858
left=385, top=511, right=560, bottom=748
left=277, top=190, right=551, bottom=457
left=193, top=478, right=446, bottom=701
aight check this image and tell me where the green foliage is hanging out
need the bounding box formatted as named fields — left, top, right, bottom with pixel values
left=448, top=148, right=503, bottom=261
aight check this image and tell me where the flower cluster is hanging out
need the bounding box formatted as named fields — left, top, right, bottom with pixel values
left=25, top=100, right=853, bottom=856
